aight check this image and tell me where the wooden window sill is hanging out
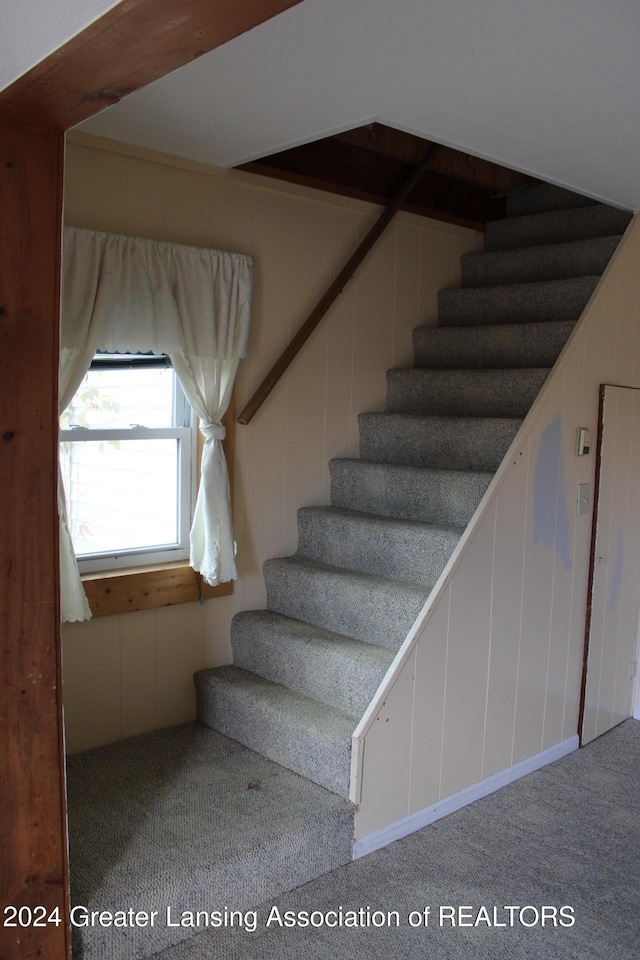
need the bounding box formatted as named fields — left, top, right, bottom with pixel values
left=81, top=402, right=236, bottom=618
left=82, top=562, right=233, bottom=618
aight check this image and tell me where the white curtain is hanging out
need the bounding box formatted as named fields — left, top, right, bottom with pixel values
left=60, top=226, right=252, bottom=621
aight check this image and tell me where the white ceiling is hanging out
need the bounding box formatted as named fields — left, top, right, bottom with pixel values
left=8, top=0, right=640, bottom=209
left=0, top=0, right=119, bottom=91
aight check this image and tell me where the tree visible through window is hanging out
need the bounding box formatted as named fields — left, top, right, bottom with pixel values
left=59, top=354, right=196, bottom=572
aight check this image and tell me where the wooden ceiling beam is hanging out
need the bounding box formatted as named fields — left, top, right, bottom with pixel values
left=334, top=123, right=534, bottom=193
left=240, top=138, right=505, bottom=227
left=0, top=0, right=304, bottom=130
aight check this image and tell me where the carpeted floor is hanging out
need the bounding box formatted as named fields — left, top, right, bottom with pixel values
left=152, top=719, right=640, bottom=959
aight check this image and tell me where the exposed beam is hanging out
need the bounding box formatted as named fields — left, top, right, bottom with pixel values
left=0, top=0, right=304, bottom=130
left=334, top=123, right=535, bottom=193
left=238, top=146, right=441, bottom=425
left=0, top=120, right=68, bottom=960
left=0, top=3, right=305, bottom=958
left=240, top=138, right=504, bottom=227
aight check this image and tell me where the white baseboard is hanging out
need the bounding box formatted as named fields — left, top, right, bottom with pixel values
left=352, top=734, right=579, bottom=860
left=633, top=708, right=640, bottom=721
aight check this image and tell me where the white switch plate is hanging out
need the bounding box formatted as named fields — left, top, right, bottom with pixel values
left=577, top=483, right=590, bottom=515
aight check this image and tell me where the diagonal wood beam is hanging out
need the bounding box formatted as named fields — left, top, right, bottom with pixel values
left=0, top=0, right=304, bottom=130
left=238, top=145, right=440, bottom=425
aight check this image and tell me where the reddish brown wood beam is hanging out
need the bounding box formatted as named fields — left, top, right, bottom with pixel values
left=240, top=138, right=503, bottom=227
left=0, top=120, right=68, bottom=960
left=0, top=4, right=306, bottom=959
left=334, top=123, right=534, bottom=193
left=238, top=146, right=441, bottom=425
left=0, top=0, right=304, bottom=130
left=244, top=160, right=486, bottom=230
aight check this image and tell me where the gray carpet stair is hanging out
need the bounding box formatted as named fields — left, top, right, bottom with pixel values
left=386, top=366, right=550, bottom=418
left=358, top=412, right=522, bottom=470
left=461, top=234, right=621, bottom=288
left=505, top=182, right=600, bottom=216
left=69, top=180, right=629, bottom=960
left=264, top=555, right=428, bottom=647
left=330, top=458, right=493, bottom=526
left=195, top=666, right=355, bottom=797
left=485, top=203, right=631, bottom=251
left=413, top=321, right=576, bottom=369
left=438, top=275, right=600, bottom=326
left=194, top=180, right=625, bottom=808
left=231, top=610, right=394, bottom=716
left=195, top=178, right=625, bottom=847
left=296, top=505, right=462, bottom=585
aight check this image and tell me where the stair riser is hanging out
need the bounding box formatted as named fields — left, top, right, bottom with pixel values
left=264, top=558, right=427, bottom=648
left=196, top=671, right=352, bottom=797
left=330, top=459, right=492, bottom=527
left=359, top=413, right=521, bottom=471
left=438, top=276, right=599, bottom=327
left=386, top=368, right=549, bottom=418
left=296, top=506, right=459, bottom=586
left=413, top=321, right=575, bottom=369
left=506, top=183, right=599, bottom=217
left=485, top=205, right=631, bottom=251
left=231, top=612, right=391, bottom=716
left=461, top=236, right=620, bottom=289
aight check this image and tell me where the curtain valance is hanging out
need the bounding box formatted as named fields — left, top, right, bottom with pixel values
left=60, top=226, right=253, bottom=622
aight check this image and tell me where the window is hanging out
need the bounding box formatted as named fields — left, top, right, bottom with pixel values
left=59, top=353, right=196, bottom=573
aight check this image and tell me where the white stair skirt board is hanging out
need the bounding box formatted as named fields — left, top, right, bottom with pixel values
left=352, top=735, right=579, bottom=860
left=633, top=708, right=640, bottom=721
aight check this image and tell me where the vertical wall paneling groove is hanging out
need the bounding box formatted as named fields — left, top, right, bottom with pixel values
left=61, top=134, right=479, bottom=753
left=0, top=121, right=69, bottom=960
left=355, top=215, right=640, bottom=841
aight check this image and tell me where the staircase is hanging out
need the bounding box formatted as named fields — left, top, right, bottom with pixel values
left=67, top=183, right=631, bottom=960
left=195, top=184, right=631, bottom=798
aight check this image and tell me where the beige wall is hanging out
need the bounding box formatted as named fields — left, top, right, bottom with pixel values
left=354, top=215, right=640, bottom=840
left=62, top=133, right=479, bottom=754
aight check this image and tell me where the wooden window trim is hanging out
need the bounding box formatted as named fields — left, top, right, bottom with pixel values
left=80, top=401, right=235, bottom=617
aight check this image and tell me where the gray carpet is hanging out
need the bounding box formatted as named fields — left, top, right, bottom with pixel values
left=150, top=719, right=640, bottom=960
left=67, top=724, right=353, bottom=960
left=195, top=183, right=631, bottom=802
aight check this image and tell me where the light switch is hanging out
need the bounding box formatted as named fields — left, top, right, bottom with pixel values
left=577, top=483, right=590, bottom=515
left=576, top=427, right=591, bottom=456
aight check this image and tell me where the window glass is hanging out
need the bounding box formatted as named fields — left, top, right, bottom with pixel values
left=61, top=361, right=174, bottom=430
left=60, top=356, right=195, bottom=571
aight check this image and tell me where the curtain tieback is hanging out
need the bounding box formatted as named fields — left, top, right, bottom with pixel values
left=200, top=421, right=226, bottom=442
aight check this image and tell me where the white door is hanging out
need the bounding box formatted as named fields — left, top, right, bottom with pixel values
left=581, top=384, right=640, bottom=744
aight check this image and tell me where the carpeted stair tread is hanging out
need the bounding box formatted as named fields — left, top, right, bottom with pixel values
left=67, top=723, right=353, bottom=960
left=438, top=275, right=599, bottom=327
left=461, top=235, right=620, bottom=288
left=330, top=457, right=492, bottom=527
left=505, top=183, right=599, bottom=217
left=296, top=505, right=462, bottom=586
left=386, top=366, right=550, bottom=418
left=264, top=555, right=428, bottom=648
left=195, top=665, right=356, bottom=797
left=485, top=203, right=632, bottom=251
left=412, top=320, right=576, bottom=369
left=359, top=412, right=522, bottom=471
left=231, top=609, right=394, bottom=716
